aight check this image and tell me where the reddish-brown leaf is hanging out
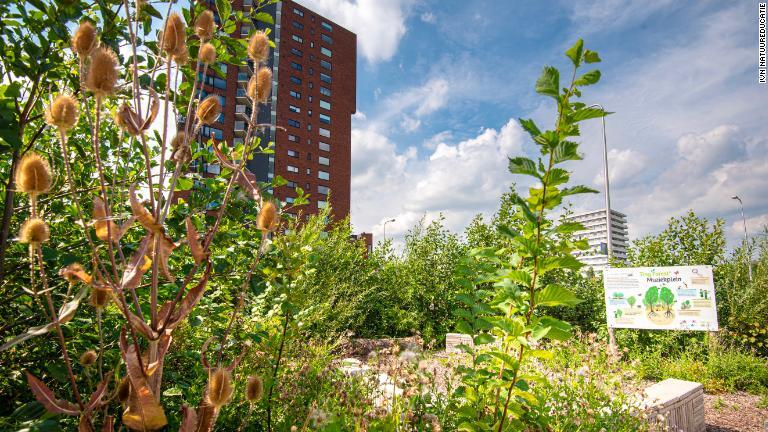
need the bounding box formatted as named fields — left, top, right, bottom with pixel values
left=121, top=235, right=152, bottom=291
left=130, top=184, right=162, bottom=234
left=85, top=378, right=109, bottom=413
left=26, top=372, right=80, bottom=416
left=119, top=330, right=168, bottom=431
left=185, top=217, right=207, bottom=265
left=178, top=405, right=198, bottom=432
left=101, top=416, right=114, bottom=432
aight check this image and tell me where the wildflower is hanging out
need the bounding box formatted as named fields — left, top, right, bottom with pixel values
left=246, top=375, right=263, bottom=402
left=247, top=31, right=269, bottom=63
left=257, top=201, right=278, bottom=232
left=196, top=95, right=222, bottom=125
left=79, top=350, right=97, bottom=367
left=398, top=350, right=418, bottom=364
left=162, top=13, right=186, bottom=56
left=71, top=21, right=97, bottom=58
left=195, top=10, right=215, bottom=40
left=45, top=95, right=79, bottom=131
left=199, top=43, right=216, bottom=65
left=15, top=153, right=52, bottom=195
left=19, top=218, right=49, bottom=244
left=206, top=368, right=233, bottom=408
left=85, top=47, right=119, bottom=99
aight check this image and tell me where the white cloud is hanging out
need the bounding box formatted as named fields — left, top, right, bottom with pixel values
left=420, top=11, right=436, bottom=24
left=297, top=0, right=414, bottom=63
left=351, top=120, right=525, bottom=244
left=567, top=0, right=678, bottom=34
left=400, top=116, right=421, bottom=132
left=592, top=148, right=648, bottom=187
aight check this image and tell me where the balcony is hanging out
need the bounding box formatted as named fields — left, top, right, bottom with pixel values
left=237, top=72, right=248, bottom=82
left=242, top=0, right=253, bottom=9
left=234, top=120, right=246, bottom=136
left=236, top=88, right=247, bottom=101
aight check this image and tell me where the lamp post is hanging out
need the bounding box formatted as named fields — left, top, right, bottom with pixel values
left=382, top=218, right=395, bottom=242
left=731, top=195, right=752, bottom=281
left=589, top=103, right=617, bottom=353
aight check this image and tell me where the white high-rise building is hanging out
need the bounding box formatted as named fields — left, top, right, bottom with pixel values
left=564, top=209, right=629, bottom=272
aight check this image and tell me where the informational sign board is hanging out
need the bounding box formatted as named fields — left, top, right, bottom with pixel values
left=604, top=265, right=718, bottom=331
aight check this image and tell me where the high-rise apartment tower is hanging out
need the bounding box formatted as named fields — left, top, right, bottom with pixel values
left=564, top=209, right=629, bottom=272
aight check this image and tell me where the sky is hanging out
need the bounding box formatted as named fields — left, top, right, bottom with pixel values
left=296, top=0, right=768, bottom=248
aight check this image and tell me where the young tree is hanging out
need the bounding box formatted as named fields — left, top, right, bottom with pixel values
left=659, top=286, right=675, bottom=317
left=627, top=296, right=636, bottom=308
left=644, top=286, right=660, bottom=316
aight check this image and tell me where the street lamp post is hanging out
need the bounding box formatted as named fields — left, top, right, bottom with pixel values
left=731, top=195, right=752, bottom=281
left=383, top=218, right=395, bottom=242
left=589, top=103, right=617, bottom=353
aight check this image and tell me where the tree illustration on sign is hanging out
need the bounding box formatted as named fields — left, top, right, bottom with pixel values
left=643, top=286, right=660, bottom=317
left=627, top=296, right=636, bottom=308
left=659, top=286, right=675, bottom=317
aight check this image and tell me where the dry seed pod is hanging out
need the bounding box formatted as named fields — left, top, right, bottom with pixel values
left=90, top=286, right=112, bottom=309
left=257, top=201, right=278, bottom=232
left=256, top=67, right=272, bottom=103
left=171, top=132, right=191, bottom=163
left=246, top=375, right=264, bottom=402
left=79, top=350, right=97, bottom=367
left=15, top=153, right=52, bottom=195
left=162, top=13, right=186, bottom=56
left=85, top=47, right=119, bottom=99
left=117, top=377, right=130, bottom=403
left=173, top=43, right=190, bottom=65
left=71, top=21, right=97, bottom=58
left=247, top=31, right=269, bottom=63
left=45, top=94, right=79, bottom=131
left=196, top=95, right=222, bottom=125
left=206, top=368, right=233, bottom=408
left=19, top=218, right=50, bottom=244
left=59, top=263, right=93, bottom=285
left=114, top=103, right=141, bottom=136
left=195, top=10, right=215, bottom=40
left=199, top=43, right=217, bottom=65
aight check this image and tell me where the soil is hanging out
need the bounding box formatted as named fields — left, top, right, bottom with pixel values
left=704, top=392, right=768, bottom=432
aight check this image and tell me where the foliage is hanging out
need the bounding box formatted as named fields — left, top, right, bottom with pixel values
left=449, top=39, right=607, bottom=431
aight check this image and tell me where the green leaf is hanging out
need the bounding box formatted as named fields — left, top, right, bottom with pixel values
left=570, top=106, right=610, bottom=123
left=518, top=118, right=541, bottom=138
left=550, top=221, right=585, bottom=235
left=560, top=185, right=598, bottom=197
left=497, top=224, right=519, bottom=240
left=508, top=157, right=540, bottom=178
left=474, top=333, right=495, bottom=345
left=539, top=255, right=583, bottom=273
left=215, top=0, right=232, bottom=22
left=537, top=317, right=573, bottom=340
left=574, top=70, right=601, bottom=86
left=552, top=140, right=582, bottom=164
left=583, top=49, right=601, bottom=63
left=536, top=284, right=582, bottom=307
left=510, top=194, right=537, bottom=224
left=488, top=350, right=519, bottom=368
left=525, top=349, right=554, bottom=360
left=175, top=177, right=194, bottom=191
left=535, top=66, right=559, bottom=99
left=547, top=168, right=570, bottom=186
left=253, top=11, right=274, bottom=25
left=565, top=39, right=584, bottom=67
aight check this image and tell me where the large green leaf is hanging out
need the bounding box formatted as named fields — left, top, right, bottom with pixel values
left=570, top=106, right=611, bottom=122
left=508, top=157, right=540, bottom=178
left=518, top=118, right=541, bottom=138
left=536, top=316, right=573, bottom=340
left=565, top=39, right=584, bottom=67
left=552, top=140, right=582, bottom=164
left=535, top=66, right=559, bottom=99
left=560, top=185, right=598, bottom=197
left=574, top=70, right=601, bottom=86
left=536, top=284, right=582, bottom=307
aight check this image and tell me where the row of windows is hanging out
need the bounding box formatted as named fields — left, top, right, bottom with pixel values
left=291, top=8, right=334, bottom=32
left=285, top=181, right=330, bottom=196
left=287, top=134, right=331, bottom=152
left=285, top=148, right=330, bottom=164
left=286, top=165, right=330, bottom=180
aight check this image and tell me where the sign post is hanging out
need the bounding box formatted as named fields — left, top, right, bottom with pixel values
left=604, top=265, right=718, bottom=331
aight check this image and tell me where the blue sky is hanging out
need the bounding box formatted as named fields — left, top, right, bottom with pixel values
left=303, top=0, right=767, bottom=246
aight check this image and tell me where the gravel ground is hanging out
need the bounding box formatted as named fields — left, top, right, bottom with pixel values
left=704, top=392, right=768, bottom=432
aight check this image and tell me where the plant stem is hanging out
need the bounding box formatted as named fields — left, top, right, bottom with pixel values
left=266, top=313, right=290, bottom=432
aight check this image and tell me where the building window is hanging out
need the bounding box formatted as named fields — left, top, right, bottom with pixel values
left=287, top=165, right=298, bottom=173
left=317, top=185, right=329, bottom=195
left=318, top=170, right=330, bottom=180
left=318, top=200, right=328, bottom=209
left=320, top=86, right=331, bottom=96
left=291, top=47, right=302, bottom=57
left=320, top=73, right=331, bottom=84
left=201, top=126, right=223, bottom=140
left=292, top=34, right=303, bottom=43
left=321, top=34, right=332, bottom=44
left=308, top=82, right=314, bottom=89
left=319, top=113, right=331, bottom=124
left=320, top=59, right=332, bottom=70
left=308, top=67, right=314, bottom=76
left=286, top=181, right=297, bottom=188
left=321, top=21, right=332, bottom=32
left=288, top=134, right=298, bottom=142
left=235, top=104, right=246, bottom=113
left=320, top=47, right=332, bottom=57
left=307, top=123, right=312, bottom=131
left=290, top=76, right=302, bottom=85
left=290, top=90, right=301, bottom=99
left=293, top=7, right=303, bottom=16
left=319, top=127, right=330, bottom=137
left=319, top=141, right=330, bottom=151
left=319, top=100, right=331, bottom=110
left=291, top=61, right=302, bottom=71
left=306, top=168, right=311, bottom=175
left=292, top=21, right=304, bottom=30
left=286, top=197, right=294, bottom=204
left=306, top=152, right=312, bottom=161
left=318, top=156, right=329, bottom=166
left=289, top=105, right=301, bottom=113
left=240, top=24, right=251, bottom=37
left=288, top=119, right=300, bottom=128
left=287, top=149, right=297, bottom=157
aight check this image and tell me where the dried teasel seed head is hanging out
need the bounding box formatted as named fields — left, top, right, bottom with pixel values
left=256, top=67, right=272, bottom=103
left=246, top=375, right=264, bottom=402
left=16, top=153, right=52, bottom=195
left=45, top=94, right=79, bottom=131
left=79, top=350, right=98, bottom=367
left=114, top=103, right=140, bottom=136
left=247, top=31, right=270, bottom=63
left=172, top=43, right=189, bottom=65
left=196, top=95, right=222, bottom=125
left=171, top=132, right=191, bottom=163
left=206, top=368, right=233, bottom=408
left=85, top=46, right=119, bottom=99
left=257, top=201, right=279, bottom=232
left=72, top=21, right=97, bottom=58
left=19, top=218, right=50, bottom=244
left=195, top=10, right=215, bottom=40
left=90, top=286, right=112, bottom=309
left=162, top=13, right=186, bottom=56
left=117, top=377, right=130, bottom=403
left=199, top=43, right=217, bottom=65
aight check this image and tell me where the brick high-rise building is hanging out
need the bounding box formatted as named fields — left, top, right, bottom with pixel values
left=197, top=0, right=356, bottom=220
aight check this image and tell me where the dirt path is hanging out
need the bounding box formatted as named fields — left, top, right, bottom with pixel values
left=704, top=392, right=767, bottom=432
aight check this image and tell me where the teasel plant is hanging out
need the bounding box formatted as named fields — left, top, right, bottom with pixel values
left=451, top=39, right=610, bottom=431
left=0, top=0, right=302, bottom=430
